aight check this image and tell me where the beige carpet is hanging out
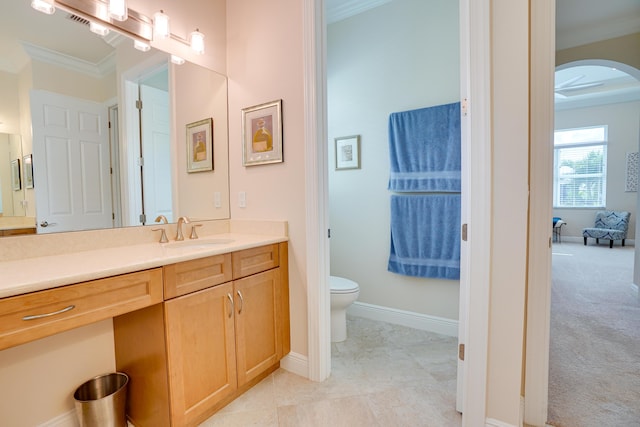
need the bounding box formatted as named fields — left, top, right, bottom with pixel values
left=548, top=242, right=640, bottom=427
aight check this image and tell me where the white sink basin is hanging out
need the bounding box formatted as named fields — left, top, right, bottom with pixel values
left=164, top=238, right=234, bottom=249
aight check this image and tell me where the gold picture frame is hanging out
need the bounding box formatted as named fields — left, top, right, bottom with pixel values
left=335, top=135, right=361, bottom=170
left=186, top=118, right=214, bottom=173
left=242, top=99, right=283, bottom=166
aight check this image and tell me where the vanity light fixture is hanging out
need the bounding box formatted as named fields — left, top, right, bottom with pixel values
left=170, top=55, right=185, bottom=65
left=89, top=21, right=110, bottom=36
left=133, top=40, right=151, bottom=52
left=190, top=29, right=205, bottom=55
left=31, top=0, right=56, bottom=15
left=153, top=10, right=170, bottom=39
left=108, top=0, right=128, bottom=22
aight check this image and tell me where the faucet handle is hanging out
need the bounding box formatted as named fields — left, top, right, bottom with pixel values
left=152, top=228, right=169, bottom=243
left=190, top=224, right=203, bottom=239
left=155, top=215, right=168, bottom=224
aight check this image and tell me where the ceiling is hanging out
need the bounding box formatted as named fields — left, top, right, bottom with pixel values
left=0, top=1, right=115, bottom=74
left=326, top=0, right=640, bottom=109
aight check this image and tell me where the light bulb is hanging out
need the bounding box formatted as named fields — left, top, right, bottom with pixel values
left=134, top=40, right=151, bottom=52
left=154, top=10, right=170, bottom=39
left=109, top=0, right=128, bottom=22
left=171, top=55, right=185, bottom=65
left=190, top=30, right=205, bottom=55
left=31, top=0, right=55, bottom=15
left=89, top=21, right=110, bottom=36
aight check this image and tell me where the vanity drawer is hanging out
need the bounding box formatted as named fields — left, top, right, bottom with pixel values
left=232, top=244, right=280, bottom=279
left=0, top=268, right=163, bottom=351
left=164, top=254, right=233, bottom=299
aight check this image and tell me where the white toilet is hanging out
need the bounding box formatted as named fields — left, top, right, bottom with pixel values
left=330, top=276, right=360, bottom=342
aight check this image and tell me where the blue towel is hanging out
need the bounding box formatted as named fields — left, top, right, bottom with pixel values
left=388, top=194, right=461, bottom=280
left=388, top=102, right=461, bottom=192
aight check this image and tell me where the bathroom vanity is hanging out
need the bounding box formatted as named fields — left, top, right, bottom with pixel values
left=0, top=221, right=289, bottom=426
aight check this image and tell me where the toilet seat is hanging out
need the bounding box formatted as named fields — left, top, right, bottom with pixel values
left=330, top=276, right=359, bottom=294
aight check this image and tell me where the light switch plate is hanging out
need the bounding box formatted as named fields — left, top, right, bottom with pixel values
left=238, top=191, right=246, bottom=208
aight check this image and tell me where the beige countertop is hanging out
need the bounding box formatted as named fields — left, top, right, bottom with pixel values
left=0, top=233, right=287, bottom=299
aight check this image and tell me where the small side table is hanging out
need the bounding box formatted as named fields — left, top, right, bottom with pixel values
left=553, top=220, right=566, bottom=243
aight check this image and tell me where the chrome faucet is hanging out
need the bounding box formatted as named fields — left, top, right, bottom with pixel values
left=175, top=216, right=190, bottom=241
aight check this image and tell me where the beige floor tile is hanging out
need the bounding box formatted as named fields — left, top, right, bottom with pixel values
left=201, top=316, right=461, bottom=426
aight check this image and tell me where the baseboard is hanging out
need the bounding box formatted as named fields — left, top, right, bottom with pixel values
left=486, top=418, right=518, bottom=427
left=280, top=351, right=309, bottom=378
left=348, top=301, right=458, bottom=337
left=557, top=236, right=635, bottom=246
left=37, top=409, right=76, bottom=427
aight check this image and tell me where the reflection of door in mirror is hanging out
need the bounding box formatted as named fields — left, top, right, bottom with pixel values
left=31, top=90, right=113, bottom=234
left=123, top=63, right=173, bottom=226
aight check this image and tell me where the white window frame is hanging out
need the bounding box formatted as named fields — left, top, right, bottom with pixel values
left=553, top=125, right=608, bottom=208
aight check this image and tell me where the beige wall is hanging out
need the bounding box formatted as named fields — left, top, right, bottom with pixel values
left=0, top=70, right=21, bottom=134
left=227, top=0, right=308, bottom=357
left=557, top=32, right=640, bottom=70
left=0, top=320, right=115, bottom=426
left=173, top=62, right=230, bottom=220
left=327, top=0, right=460, bottom=320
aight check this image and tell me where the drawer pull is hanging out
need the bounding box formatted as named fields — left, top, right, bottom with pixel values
left=22, top=305, right=76, bottom=321
left=226, top=294, right=234, bottom=318
left=236, top=290, right=244, bottom=314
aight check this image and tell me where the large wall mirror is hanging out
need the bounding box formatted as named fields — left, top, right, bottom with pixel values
left=0, top=1, right=230, bottom=236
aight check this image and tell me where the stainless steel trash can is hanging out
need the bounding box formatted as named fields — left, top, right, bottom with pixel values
left=73, top=372, right=129, bottom=427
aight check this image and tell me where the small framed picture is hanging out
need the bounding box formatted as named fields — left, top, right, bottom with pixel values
left=242, top=99, right=283, bottom=166
left=23, top=154, right=34, bottom=189
left=10, top=158, right=21, bottom=190
left=186, top=118, right=214, bottom=173
left=335, top=135, right=361, bottom=170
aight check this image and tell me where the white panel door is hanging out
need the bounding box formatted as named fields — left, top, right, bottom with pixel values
left=31, top=90, right=113, bottom=233
left=140, top=84, right=173, bottom=223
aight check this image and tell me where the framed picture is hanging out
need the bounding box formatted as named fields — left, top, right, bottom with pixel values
left=23, top=154, right=34, bottom=189
left=10, top=158, right=21, bottom=191
left=242, top=99, right=283, bottom=166
left=186, top=118, right=214, bottom=173
left=335, top=135, right=361, bottom=170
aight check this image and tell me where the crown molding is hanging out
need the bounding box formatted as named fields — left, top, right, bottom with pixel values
left=326, top=0, right=393, bottom=24
left=20, top=41, right=115, bottom=79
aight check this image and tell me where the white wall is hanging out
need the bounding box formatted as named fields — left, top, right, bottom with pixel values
left=554, top=101, right=640, bottom=241
left=327, top=0, right=460, bottom=320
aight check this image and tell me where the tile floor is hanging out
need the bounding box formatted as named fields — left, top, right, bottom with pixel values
left=200, top=316, right=462, bottom=426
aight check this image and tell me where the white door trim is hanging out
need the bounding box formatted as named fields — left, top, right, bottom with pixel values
left=460, top=0, right=492, bottom=424
left=304, top=0, right=331, bottom=382
left=524, top=1, right=555, bottom=425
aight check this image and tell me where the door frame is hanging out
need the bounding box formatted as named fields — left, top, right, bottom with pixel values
left=303, top=0, right=492, bottom=424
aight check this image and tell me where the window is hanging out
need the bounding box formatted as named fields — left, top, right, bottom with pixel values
left=553, top=126, right=607, bottom=208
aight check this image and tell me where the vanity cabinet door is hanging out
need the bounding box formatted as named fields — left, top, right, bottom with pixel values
left=164, top=282, right=238, bottom=426
left=234, top=268, right=282, bottom=386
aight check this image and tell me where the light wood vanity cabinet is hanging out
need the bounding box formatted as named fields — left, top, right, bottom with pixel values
left=114, top=242, right=290, bottom=427
left=0, top=268, right=163, bottom=351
